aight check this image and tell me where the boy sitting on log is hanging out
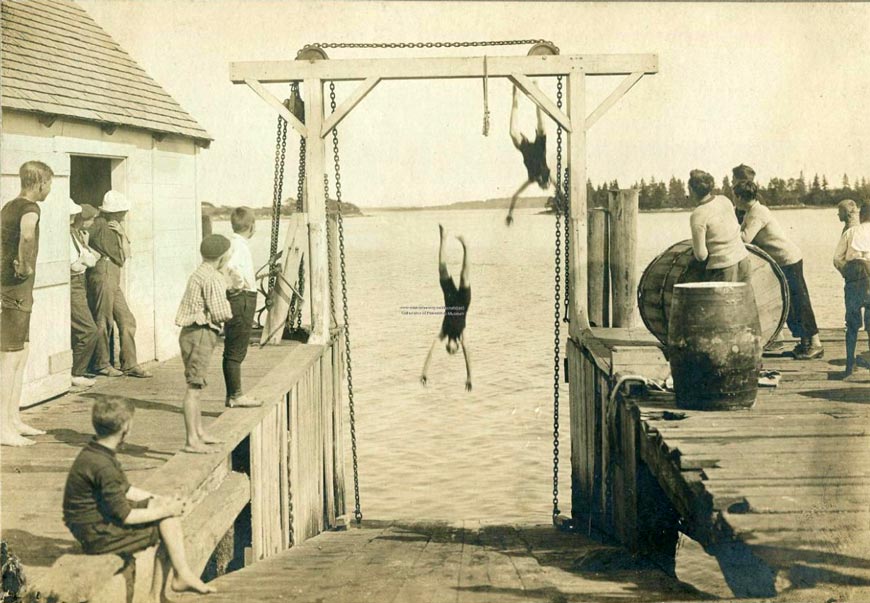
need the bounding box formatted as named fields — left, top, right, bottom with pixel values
left=62, top=396, right=215, bottom=599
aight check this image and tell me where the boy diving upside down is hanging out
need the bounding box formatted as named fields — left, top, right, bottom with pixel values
left=421, top=225, right=472, bottom=391
left=505, top=85, right=553, bottom=226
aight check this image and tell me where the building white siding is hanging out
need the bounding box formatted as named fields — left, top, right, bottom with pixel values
left=1, top=109, right=202, bottom=406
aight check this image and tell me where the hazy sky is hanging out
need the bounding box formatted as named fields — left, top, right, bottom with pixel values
left=79, top=1, right=870, bottom=207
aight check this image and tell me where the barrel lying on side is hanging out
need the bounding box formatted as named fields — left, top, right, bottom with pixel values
left=638, top=240, right=789, bottom=348
left=668, top=282, right=763, bottom=410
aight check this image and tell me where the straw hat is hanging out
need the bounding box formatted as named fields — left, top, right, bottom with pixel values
left=101, top=190, right=130, bottom=213
left=69, top=198, right=82, bottom=216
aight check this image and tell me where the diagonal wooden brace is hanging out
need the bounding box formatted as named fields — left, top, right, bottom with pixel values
left=321, top=77, right=381, bottom=137
left=245, top=78, right=308, bottom=138
left=508, top=72, right=573, bottom=132
left=585, top=72, right=644, bottom=130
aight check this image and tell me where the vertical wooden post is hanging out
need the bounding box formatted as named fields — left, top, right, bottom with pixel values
left=304, top=78, right=330, bottom=345
left=608, top=189, right=639, bottom=328
left=567, top=69, right=589, bottom=337
left=587, top=208, right=610, bottom=328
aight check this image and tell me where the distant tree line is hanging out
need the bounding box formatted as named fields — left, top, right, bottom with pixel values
left=579, top=173, right=870, bottom=211
left=202, top=198, right=362, bottom=219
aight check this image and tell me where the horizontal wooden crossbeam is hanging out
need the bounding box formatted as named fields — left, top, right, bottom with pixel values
left=231, top=54, right=658, bottom=83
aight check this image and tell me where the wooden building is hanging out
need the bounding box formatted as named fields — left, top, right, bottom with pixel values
left=1, top=0, right=212, bottom=405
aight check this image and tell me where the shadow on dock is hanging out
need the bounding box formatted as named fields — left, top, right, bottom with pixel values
left=181, top=519, right=714, bottom=603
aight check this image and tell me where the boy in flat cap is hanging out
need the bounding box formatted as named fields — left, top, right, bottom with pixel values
left=175, top=234, right=233, bottom=453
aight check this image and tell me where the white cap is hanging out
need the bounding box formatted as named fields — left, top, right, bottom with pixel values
left=69, top=198, right=82, bottom=216
left=101, top=190, right=130, bottom=213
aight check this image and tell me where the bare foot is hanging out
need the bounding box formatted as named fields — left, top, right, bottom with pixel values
left=420, top=375, right=428, bottom=386
left=171, top=573, right=216, bottom=595
left=181, top=443, right=216, bottom=454
left=226, top=395, right=262, bottom=408
left=1, top=431, right=35, bottom=447
left=505, top=213, right=514, bottom=227
left=199, top=433, right=224, bottom=445
left=14, top=421, right=45, bottom=436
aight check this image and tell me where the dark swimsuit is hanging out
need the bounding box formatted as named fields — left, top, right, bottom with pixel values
left=439, top=276, right=471, bottom=341
left=518, top=134, right=549, bottom=183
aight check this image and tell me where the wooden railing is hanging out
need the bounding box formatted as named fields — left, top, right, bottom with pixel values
left=36, top=337, right=347, bottom=603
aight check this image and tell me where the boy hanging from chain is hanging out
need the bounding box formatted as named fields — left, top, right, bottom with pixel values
left=505, top=85, right=553, bottom=226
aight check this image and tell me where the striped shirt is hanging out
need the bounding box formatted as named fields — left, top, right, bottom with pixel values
left=175, top=262, right=232, bottom=331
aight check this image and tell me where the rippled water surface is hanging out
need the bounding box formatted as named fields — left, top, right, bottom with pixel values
left=216, top=206, right=845, bottom=524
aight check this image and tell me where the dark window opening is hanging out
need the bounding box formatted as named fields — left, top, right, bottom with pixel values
left=70, top=156, right=112, bottom=207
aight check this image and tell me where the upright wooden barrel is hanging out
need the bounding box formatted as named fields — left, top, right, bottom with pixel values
left=668, top=282, right=763, bottom=410
left=638, top=240, right=789, bottom=348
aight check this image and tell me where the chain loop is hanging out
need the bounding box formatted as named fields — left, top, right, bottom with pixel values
left=329, top=81, right=363, bottom=524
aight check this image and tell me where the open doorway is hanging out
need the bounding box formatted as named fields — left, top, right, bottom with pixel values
left=69, top=155, right=128, bottom=370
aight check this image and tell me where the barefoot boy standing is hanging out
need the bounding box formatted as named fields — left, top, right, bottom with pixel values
left=63, top=396, right=215, bottom=599
left=221, top=207, right=261, bottom=408
left=175, top=234, right=233, bottom=453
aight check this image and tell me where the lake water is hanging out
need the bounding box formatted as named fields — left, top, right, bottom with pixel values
left=216, top=206, right=846, bottom=525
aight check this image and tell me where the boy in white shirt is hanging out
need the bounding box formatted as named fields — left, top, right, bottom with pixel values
left=222, top=207, right=262, bottom=407
left=70, top=201, right=100, bottom=387
left=834, top=201, right=870, bottom=379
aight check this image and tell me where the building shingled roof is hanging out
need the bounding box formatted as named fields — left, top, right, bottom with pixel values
left=1, top=0, right=211, bottom=142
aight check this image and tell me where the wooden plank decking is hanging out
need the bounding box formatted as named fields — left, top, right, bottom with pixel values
left=619, top=328, right=870, bottom=600
left=0, top=342, right=296, bottom=583
left=179, top=520, right=706, bottom=603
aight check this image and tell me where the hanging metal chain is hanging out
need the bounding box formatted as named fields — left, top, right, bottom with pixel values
left=269, top=106, right=289, bottom=292
left=329, top=81, right=362, bottom=524
left=551, top=75, right=564, bottom=522
left=324, top=174, right=337, bottom=327
left=300, top=39, right=558, bottom=54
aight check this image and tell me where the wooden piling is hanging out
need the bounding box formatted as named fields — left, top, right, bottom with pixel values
left=608, top=189, right=639, bottom=328
left=587, top=208, right=610, bottom=328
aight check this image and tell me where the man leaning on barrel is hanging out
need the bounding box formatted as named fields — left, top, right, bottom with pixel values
left=732, top=164, right=824, bottom=360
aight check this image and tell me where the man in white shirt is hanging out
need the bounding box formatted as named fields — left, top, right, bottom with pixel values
left=221, top=207, right=261, bottom=407
left=70, top=201, right=100, bottom=387
left=833, top=201, right=870, bottom=379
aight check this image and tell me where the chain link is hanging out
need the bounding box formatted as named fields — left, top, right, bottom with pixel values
left=563, top=166, right=570, bottom=323
left=325, top=175, right=337, bottom=328
left=551, top=79, right=564, bottom=522
left=269, top=103, right=289, bottom=292
left=329, top=81, right=362, bottom=525
left=299, top=39, right=558, bottom=55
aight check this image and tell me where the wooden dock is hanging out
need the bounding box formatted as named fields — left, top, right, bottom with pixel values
left=572, top=327, right=870, bottom=601
left=2, top=337, right=348, bottom=602
left=179, top=520, right=705, bottom=603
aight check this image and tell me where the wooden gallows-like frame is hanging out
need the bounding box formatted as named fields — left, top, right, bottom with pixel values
left=230, top=49, right=658, bottom=345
